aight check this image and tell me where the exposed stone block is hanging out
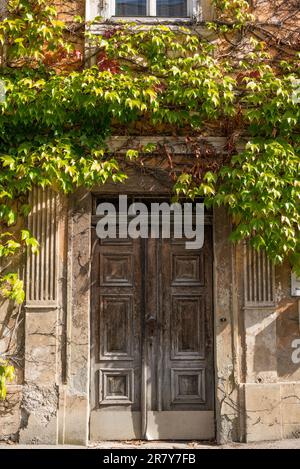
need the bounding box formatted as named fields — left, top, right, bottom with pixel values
left=244, top=383, right=282, bottom=442
left=19, top=384, right=58, bottom=445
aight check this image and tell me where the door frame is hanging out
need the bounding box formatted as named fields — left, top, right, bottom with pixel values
left=63, top=176, right=240, bottom=444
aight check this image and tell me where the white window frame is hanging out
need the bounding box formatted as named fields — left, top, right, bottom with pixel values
left=110, top=0, right=193, bottom=17
left=86, top=0, right=201, bottom=22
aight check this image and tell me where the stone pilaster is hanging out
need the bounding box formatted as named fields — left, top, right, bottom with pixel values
left=242, top=243, right=280, bottom=442
left=20, top=187, right=62, bottom=444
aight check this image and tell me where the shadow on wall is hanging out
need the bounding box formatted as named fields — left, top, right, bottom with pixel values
left=276, top=301, right=300, bottom=380
left=253, top=318, right=278, bottom=375
left=251, top=299, right=300, bottom=379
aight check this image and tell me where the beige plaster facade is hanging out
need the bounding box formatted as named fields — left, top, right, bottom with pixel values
left=0, top=0, right=300, bottom=446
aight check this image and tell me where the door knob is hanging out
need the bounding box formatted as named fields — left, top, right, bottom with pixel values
left=146, top=314, right=156, bottom=325
left=145, top=315, right=157, bottom=339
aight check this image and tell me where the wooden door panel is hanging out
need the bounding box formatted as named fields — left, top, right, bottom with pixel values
left=91, top=232, right=143, bottom=421
left=172, top=252, right=205, bottom=286
left=160, top=228, right=214, bottom=412
left=99, top=295, right=134, bottom=360
left=100, top=253, right=133, bottom=286
left=171, top=368, right=206, bottom=404
left=90, top=214, right=214, bottom=440
left=171, top=295, right=205, bottom=360
left=99, top=368, right=135, bottom=405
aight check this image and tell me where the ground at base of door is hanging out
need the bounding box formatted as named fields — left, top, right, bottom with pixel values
left=1, top=439, right=300, bottom=449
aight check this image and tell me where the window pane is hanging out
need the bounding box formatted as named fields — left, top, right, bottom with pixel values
left=157, top=0, right=187, bottom=17
left=115, top=0, right=147, bottom=16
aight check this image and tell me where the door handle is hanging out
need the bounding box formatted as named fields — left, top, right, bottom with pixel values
left=145, top=314, right=157, bottom=339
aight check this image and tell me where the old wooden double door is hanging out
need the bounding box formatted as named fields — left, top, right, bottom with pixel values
left=90, top=206, right=214, bottom=440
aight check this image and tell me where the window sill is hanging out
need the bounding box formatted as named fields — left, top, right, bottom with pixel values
left=94, top=16, right=196, bottom=25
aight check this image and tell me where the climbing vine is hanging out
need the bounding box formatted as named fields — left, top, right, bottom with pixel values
left=0, top=0, right=299, bottom=397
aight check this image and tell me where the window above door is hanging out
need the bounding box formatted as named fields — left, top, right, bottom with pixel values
left=113, top=0, right=190, bottom=18
left=85, top=0, right=212, bottom=22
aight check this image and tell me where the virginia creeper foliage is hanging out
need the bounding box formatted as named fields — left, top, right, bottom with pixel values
left=0, top=0, right=299, bottom=396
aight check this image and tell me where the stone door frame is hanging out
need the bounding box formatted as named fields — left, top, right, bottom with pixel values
left=22, top=174, right=241, bottom=445
left=61, top=178, right=240, bottom=444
